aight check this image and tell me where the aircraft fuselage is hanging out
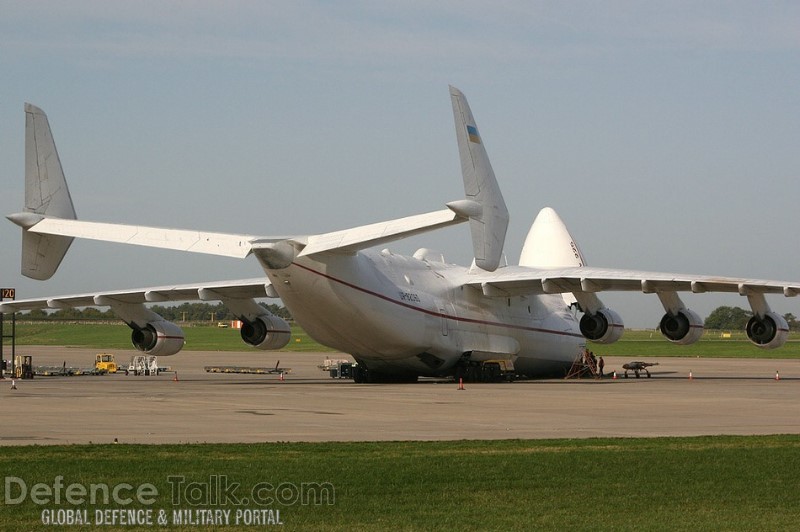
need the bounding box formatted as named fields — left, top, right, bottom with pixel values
left=266, top=249, right=585, bottom=377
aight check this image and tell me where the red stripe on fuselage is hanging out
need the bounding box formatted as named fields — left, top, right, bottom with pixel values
left=290, top=262, right=584, bottom=339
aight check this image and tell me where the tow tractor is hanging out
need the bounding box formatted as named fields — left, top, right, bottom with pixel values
left=95, top=353, right=118, bottom=373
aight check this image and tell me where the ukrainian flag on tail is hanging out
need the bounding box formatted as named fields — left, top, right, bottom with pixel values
left=467, top=124, right=481, bottom=144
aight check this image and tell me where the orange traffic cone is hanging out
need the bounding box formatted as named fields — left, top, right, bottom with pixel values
left=457, top=377, right=465, bottom=390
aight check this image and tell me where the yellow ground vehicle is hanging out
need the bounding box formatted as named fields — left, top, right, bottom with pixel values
left=95, top=353, right=118, bottom=373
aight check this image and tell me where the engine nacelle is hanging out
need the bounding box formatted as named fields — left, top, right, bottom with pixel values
left=580, top=308, right=624, bottom=344
left=241, top=315, right=291, bottom=350
left=659, top=308, right=704, bottom=345
left=746, top=312, right=789, bottom=349
left=131, top=320, right=185, bottom=356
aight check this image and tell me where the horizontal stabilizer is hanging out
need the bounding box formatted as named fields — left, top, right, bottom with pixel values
left=298, top=208, right=467, bottom=258
left=13, top=216, right=279, bottom=259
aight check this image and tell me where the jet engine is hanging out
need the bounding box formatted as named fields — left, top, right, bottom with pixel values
left=659, top=309, right=704, bottom=345
left=580, top=308, right=624, bottom=344
left=241, top=314, right=291, bottom=350
left=746, top=312, right=789, bottom=349
left=131, top=320, right=185, bottom=356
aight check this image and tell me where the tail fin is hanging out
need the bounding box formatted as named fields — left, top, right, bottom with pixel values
left=15, top=104, right=77, bottom=279
left=449, top=86, right=508, bottom=272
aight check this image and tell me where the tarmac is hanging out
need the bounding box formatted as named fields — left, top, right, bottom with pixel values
left=2, top=346, right=799, bottom=445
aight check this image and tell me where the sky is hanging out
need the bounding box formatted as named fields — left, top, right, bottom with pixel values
left=1, top=1, right=799, bottom=329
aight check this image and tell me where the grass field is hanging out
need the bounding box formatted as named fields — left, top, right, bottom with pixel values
left=2, top=436, right=799, bottom=530
left=8, top=322, right=336, bottom=352
left=588, top=329, right=800, bottom=359
left=7, top=321, right=800, bottom=358
left=5, top=324, right=800, bottom=530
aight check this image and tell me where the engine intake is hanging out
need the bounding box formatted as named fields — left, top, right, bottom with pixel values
left=746, top=312, right=789, bottom=349
left=131, top=320, right=185, bottom=356
left=580, top=308, right=624, bottom=344
left=659, top=309, right=704, bottom=345
left=241, top=315, right=291, bottom=350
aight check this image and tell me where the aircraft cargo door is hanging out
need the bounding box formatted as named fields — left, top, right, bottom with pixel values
left=437, top=300, right=455, bottom=336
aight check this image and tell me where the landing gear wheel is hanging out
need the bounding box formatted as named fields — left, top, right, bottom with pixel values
left=352, top=364, right=368, bottom=383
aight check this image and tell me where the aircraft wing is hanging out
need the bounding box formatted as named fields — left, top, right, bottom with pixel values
left=0, top=278, right=278, bottom=313
left=465, top=266, right=800, bottom=298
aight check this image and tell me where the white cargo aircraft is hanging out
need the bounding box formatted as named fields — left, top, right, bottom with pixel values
left=4, top=87, right=800, bottom=382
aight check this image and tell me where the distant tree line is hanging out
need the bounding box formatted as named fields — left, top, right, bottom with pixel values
left=704, top=305, right=798, bottom=331
left=18, top=302, right=291, bottom=322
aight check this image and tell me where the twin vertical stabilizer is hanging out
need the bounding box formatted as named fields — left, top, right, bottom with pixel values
left=14, top=89, right=507, bottom=279
left=449, top=86, right=509, bottom=272
left=14, top=104, right=77, bottom=280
